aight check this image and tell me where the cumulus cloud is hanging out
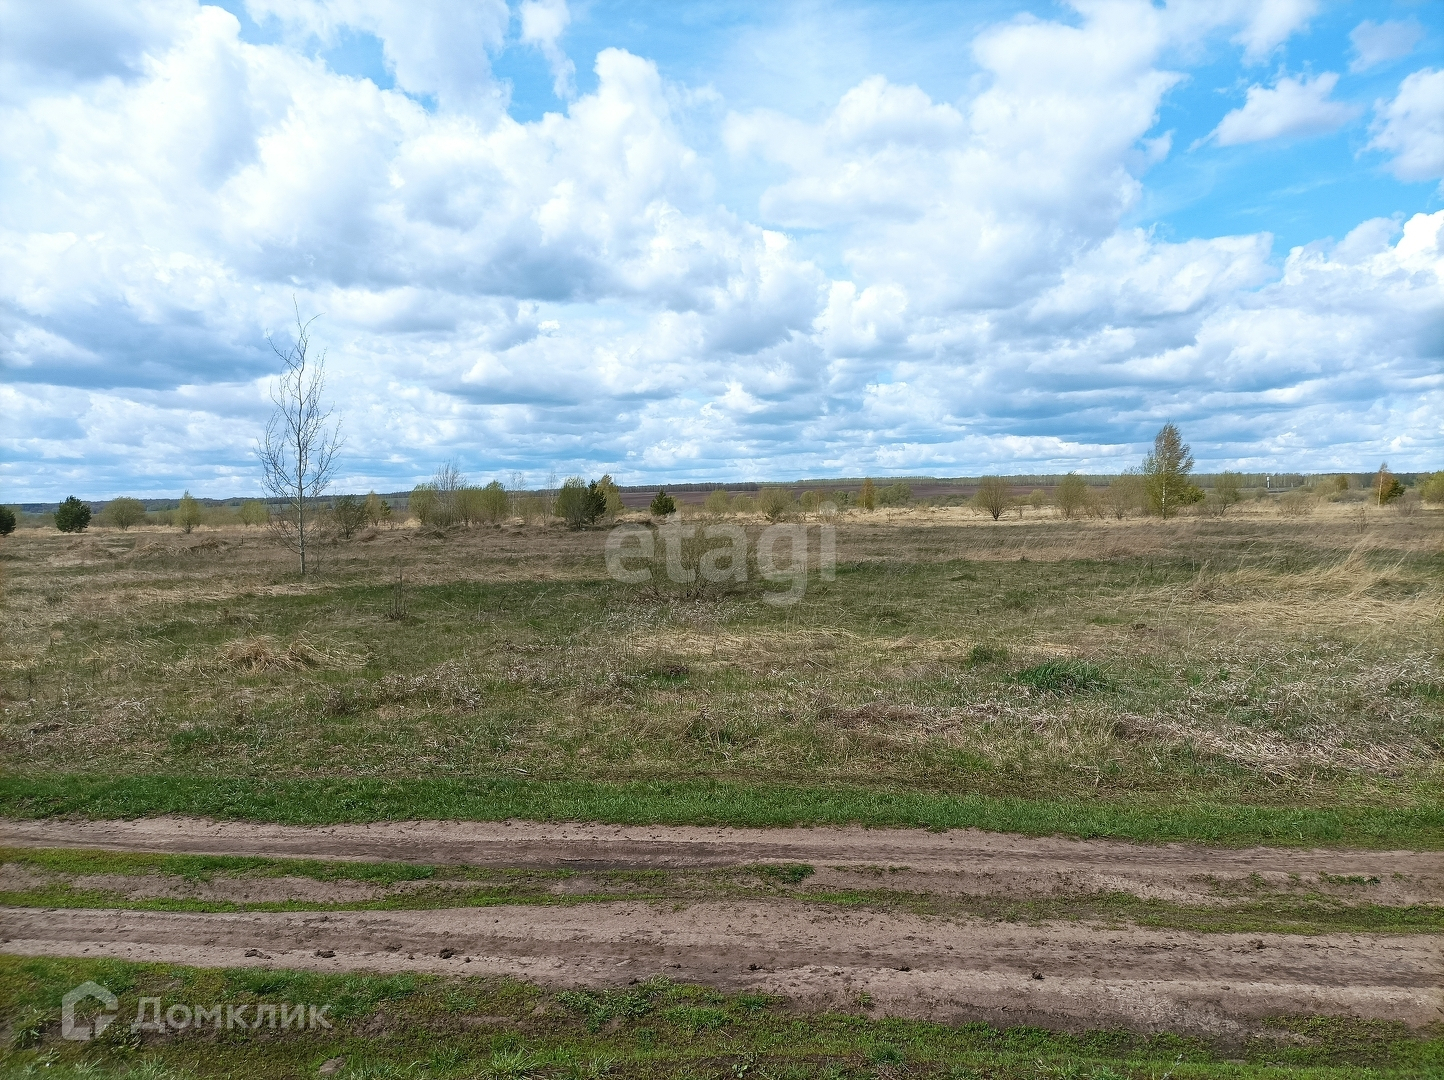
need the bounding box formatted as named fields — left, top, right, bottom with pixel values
left=1, top=0, right=1440, bottom=499
left=1369, top=68, right=1444, bottom=184
left=1349, top=19, right=1424, bottom=73
left=1202, top=72, right=1357, bottom=147
left=519, top=0, right=576, bottom=99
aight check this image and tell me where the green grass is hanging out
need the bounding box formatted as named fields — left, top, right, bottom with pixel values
left=3, top=956, right=1441, bottom=1079
left=3, top=772, right=1442, bottom=847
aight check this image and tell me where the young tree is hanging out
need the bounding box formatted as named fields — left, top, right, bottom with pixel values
left=1420, top=472, right=1444, bottom=505
left=55, top=496, right=91, bottom=533
left=258, top=304, right=343, bottom=575
left=477, top=481, right=509, bottom=523
left=332, top=494, right=367, bottom=538
left=363, top=492, right=390, bottom=527
left=649, top=488, right=677, bottom=517
left=595, top=474, right=624, bottom=517
left=176, top=490, right=202, bottom=534
left=100, top=497, right=146, bottom=530
left=704, top=488, right=731, bottom=516
left=1374, top=462, right=1404, bottom=506
left=972, top=476, right=1011, bottom=521
left=1028, top=489, right=1047, bottom=512
left=1102, top=473, right=1143, bottom=520
left=1142, top=423, right=1203, bottom=518
left=759, top=486, right=793, bottom=522
left=1054, top=473, right=1091, bottom=520
left=0, top=505, right=16, bottom=536
left=1214, top=471, right=1243, bottom=514
left=858, top=477, right=876, bottom=511
left=557, top=477, right=607, bottom=529
left=239, top=500, right=270, bottom=526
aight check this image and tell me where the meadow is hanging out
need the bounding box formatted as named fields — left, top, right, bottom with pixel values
left=2, top=498, right=1440, bottom=842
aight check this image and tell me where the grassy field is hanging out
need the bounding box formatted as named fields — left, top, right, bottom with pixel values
left=2, top=502, right=1441, bottom=843
left=4, top=956, right=1442, bottom=1080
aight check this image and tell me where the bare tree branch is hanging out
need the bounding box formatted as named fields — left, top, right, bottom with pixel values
left=257, top=299, right=343, bottom=576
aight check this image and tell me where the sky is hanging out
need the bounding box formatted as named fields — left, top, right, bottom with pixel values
left=2, top=0, right=1443, bottom=499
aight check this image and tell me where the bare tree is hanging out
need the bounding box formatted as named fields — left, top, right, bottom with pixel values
left=972, top=476, right=1011, bottom=521
left=258, top=303, right=343, bottom=576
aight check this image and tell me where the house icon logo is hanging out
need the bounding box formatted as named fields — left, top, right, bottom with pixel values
left=62, top=981, right=118, bottom=1041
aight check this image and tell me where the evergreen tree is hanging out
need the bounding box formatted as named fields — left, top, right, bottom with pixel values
left=55, top=496, right=91, bottom=533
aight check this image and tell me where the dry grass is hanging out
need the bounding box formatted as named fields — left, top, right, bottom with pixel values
left=1, top=502, right=1440, bottom=808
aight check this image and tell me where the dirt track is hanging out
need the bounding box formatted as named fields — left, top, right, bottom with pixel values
left=2, top=817, right=1441, bottom=1035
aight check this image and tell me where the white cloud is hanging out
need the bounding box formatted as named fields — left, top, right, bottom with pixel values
left=1203, top=72, right=1357, bottom=147
left=1229, top=0, right=1318, bottom=65
left=1349, top=19, right=1424, bottom=74
left=519, top=0, right=576, bottom=99
left=1369, top=68, right=1444, bottom=184
left=1, top=0, right=1441, bottom=499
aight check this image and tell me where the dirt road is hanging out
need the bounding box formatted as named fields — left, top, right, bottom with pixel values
left=2, top=817, right=1440, bottom=1035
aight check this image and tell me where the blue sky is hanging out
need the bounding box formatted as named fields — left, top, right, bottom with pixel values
left=3, top=0, right=1443, bottom=498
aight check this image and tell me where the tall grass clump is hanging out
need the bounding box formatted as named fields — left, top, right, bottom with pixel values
left=1016, top=660, right=1111, bottom=694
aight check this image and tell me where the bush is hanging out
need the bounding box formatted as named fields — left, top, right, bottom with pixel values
left=704, top=489, right=731, bottom=515
left=239, top=499, right=270, bottom=526
left=1016, top=660, right=1111, bottom=694
left=1054, top=473, right=1092, bottom=520
left=649, top=489, right=676, bottom=517
left=972, top=477, right=1011, bottom=521
left=332, top=494, right=367, bottom=538
left=596, top=474, right=624, bottom=517
left=99, top=496, right=146, bottom=529
left=410, top=483, right=441, bottom=526
left=858, top=478, right=876, bottom=511
left=1418, top=472, right=1444, bottom=505
left=55, top=495, right=91, bottom=532
left=476, top=481, right=509, bottom=523
left=877, top=482, right=912, bottom=507
left=1102, top=474, right=1142, bottom=519
left=759, top=486, right=792, bottom=522
left=0, top=505, right=14, bottom=536
left=1279, top=492, right=1315, bottom=517
left=176, top=490, right=202, bottom=533
left=557, top=476, right=608, bottom=529
left=1213, top=471, right=1242, bottom=513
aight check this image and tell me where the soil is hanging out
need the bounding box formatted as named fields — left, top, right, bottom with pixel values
left=2, top=817, right=1441, bottom=1035
left=3, top=817, right=1440, bottom=904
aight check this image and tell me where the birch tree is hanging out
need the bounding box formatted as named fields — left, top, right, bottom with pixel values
left=258, top=304, right=342, bottom=576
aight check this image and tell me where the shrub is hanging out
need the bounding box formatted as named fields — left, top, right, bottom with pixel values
left=1213, top=471, right=1242, bottom=513
left=1279, top=492, right=1315, bottom=517
left=649, top=488, right=676, bottom=517
left=1028, top=489, right=1047, bottom=511
left=557, top=476, right=608, bottom=529
left=1102, top=474, right=1143, bottom=519
left=475, top=480, right=509, bottom=523
left=55, top=495, right=91, bottom=532
left=972, top=476, right=1011, bottom=521
left=704, top=488, right=731, bottom=515
left=798, top=489, right=822, bottom=513
left=596, top=474, right=624, bottom=517
left=332, top=494, right=367, bottom=538
left=1418, top=472, right=1444, bottom=505
left=239, top=499, right=270, bottom=526
left=858, top=477, right=876, bottom=511
left=1054, top=473, right=1092, bottom=520
left=100, top=496, right=146, bottom=530
left=877, top=482, right=912, bottom=507
left=1016, top=660, right=1111, bottom=694
left=176, top=490, right=202, bottom=533
left=410, top=483, right=441, bottom=526
left=0, top=505, right=14, bottom=536
left=1373, top=463, right=1404, bottom=506
left=759, top=486, right=793, bottom=522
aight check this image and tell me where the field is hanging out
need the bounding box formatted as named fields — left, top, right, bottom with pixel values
left=2, top=500, right=1442, bottom=1077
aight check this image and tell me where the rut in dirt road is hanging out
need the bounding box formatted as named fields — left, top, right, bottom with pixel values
left=5, top=901, right=1441, bottom=1037
left=4, top=817, right=1441, bottom=905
